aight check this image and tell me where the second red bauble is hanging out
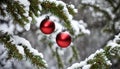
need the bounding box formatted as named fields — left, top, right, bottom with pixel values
left=56, top=32, right=71, bottom=48
left=40, top=18, right=55, bottom=34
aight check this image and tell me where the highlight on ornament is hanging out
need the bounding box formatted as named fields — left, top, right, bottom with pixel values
left=56, top=31, right=71, bottom=48
left=39, top=16, right=55, bottom=34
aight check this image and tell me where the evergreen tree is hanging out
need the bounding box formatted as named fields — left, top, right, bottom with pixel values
left=0, top=0, right=120, bottom=69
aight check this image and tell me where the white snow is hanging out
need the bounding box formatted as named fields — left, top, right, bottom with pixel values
left=2, top=4, right=7, bottom=8
left=24, top=23, right=31, bottom=31
left=38, top=4, right=42, bottom=11
left=18, top=0, right=32, bottom=31
left=67, top=49, right=106, bottom=69
left=84, top=49, right=104, bottom=61
left=28, top=17, right=32, bottom=22
left=35, top=14, right=47, bottom=28
left=4, top=60, right=12, bottom=69
left=89, top=7, right=94, bottom=11
left=0, top=44, right=13, bottom=69
left=103, top=54, right=112, bottom=65
left=105, top=8, right=115, bottom=19
left=23, top=11, right=29, bottom=17
left=53, top=0, right=74, bottom=21
left=18, top=0, right=30, bottom=17
left=106, top=60, right=112, bottom=65
left=92, top=12, right=103, bottom=17
left=48, top=0, right=56, bottom=2
left=96, top=12, right=103, bottom=16
left=71, top=20, right=90, bottom=35
left=17, top=0, right=32, bottom=31
left=107, top=33, right=120, bottom=48
left=0, top=22, right=15, bottom=34
left=10, top=35, right=44, bottom=59
left=67, top=63, right=81, bottom=69
left=106, top=33, right=120, bottom=56
left=16, top=45, right=25, bottom=55
left=0, top=44, right=8, bottom=60
left=67, top=62, right=91, bottom=69
left=115, top=21, right=120, bottom=30
left=68, top=4, right=78, bottom=13
left=9, top=35, right=48, bottom=66
left=16, top=24, right=24, bottom=32
left=57, top=48, right=65, bottom=55
left=107, top=40, right=118, bottom=48
left=47, top=0, right=74, bottom=21
left=82, top=64, right=91, bottom=69
left=81, top=0, right=96, bottom=5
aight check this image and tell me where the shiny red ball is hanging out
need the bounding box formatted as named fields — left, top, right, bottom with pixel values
left=40, top=19, right=55, bottom=34
left=56, top=32, right=71, bottom=48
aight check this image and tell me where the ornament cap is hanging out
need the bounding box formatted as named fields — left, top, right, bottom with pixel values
left=45, top=16, right=49, bottom=20
left=62, top=29, right=67, bottom=32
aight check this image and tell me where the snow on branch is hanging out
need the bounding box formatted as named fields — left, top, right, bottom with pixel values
left=67, top=49, right=111, bottom=69
left=0, top=0, right=77, bottom=33
left=105, top=33, right=120, bottom=57
left=0, top=32, right=47, bottom=68
left=107, top=33, right=120, bottom=48
left=40, top=0, right=77, bottom=35
left=67, top=33, right=120, bottom=69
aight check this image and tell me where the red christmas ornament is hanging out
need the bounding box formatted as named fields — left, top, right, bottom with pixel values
left=40, top=17, right=55, bottom=34
left=56, top=32, right=71, bottom=48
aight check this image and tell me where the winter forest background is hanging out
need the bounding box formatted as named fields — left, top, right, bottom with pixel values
left=0, top=0, right=120, bottom=69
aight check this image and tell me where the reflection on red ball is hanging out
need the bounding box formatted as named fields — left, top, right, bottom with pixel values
left=56, top=32, right=71, bottom=48
left=40, top=19, right=55, bottom=34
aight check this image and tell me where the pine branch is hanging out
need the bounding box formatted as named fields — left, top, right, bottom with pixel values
left=23, top=46, right=47, bottom=69
left=28, top=0, right=40, bottom=17
left=0, top=33, right=23, bottom=60
left=0, top=0, right=77, bottom=35
left=0, top=32, right=47, bottom=69
left=6, top=0, right=28, bottom=26
left=67, top=4, right=77, bottom=16
left=105, top=0, right=115, bottom=8
left=0, top=0, right=6, bottom=16
left=44, top=39, right=64, bottom=69
left=41, top=1, right=75, bottom=35
left=69, top=46, right=79, bottom=63
left=55, top=48, right=64, bottom=69
left=67, top=33, right=120, bottom=69
left=80, top=3, right=112, bottom=20
left=0, top=5, right=6, bottom=16
left=113, top=1, right=120, bottom=13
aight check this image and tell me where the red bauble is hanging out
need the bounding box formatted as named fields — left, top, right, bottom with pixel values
left=40, top=18, right=55, bottom=34
left=56, top=32, right=71, bottom=48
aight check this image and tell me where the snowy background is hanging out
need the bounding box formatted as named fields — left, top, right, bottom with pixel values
left=0, top=0, right=120, bottom=69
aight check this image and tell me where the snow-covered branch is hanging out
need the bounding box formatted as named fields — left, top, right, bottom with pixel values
left=67, top=33, right=120, bottom=69
left=0, top=0, right=77, bottom=35
left=0, top=32, right=47, bottom=68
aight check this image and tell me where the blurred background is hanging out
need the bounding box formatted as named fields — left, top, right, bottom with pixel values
left=0, top=0, right=120, bottom=69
